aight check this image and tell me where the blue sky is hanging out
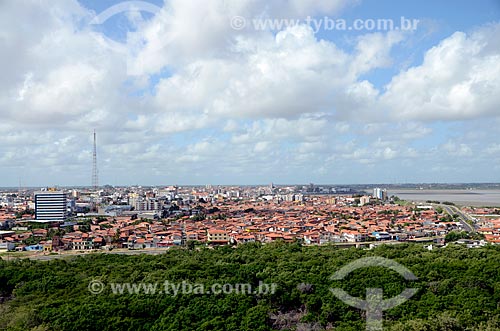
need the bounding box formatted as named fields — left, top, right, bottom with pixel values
left=0, top=0, right=499, bottom=186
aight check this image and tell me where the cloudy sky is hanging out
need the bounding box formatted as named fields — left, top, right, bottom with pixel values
left=1, top=0, right=499, bottom=187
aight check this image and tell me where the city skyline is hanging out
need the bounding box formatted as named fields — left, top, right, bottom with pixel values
left=2, top=2, right=500, bottom=331
left=1, top=0, right=499, bottom=186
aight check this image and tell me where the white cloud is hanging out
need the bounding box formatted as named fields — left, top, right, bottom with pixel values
left=381, top=147, right=397, bottom=160
left=126, top=0, right=353, bottom=74
left=151, top=25, right=351, bottom=119
left=0, top=0, right=499, bottom=185
left=442, top=141, right=473, bottom=156
left=151, top=24, right=405, bottom=121
left=382, top=24, right=500, bottom=121
left=230, top=116, right=327, bottom=145
left=484, top=143, right=500, bottom=155
left=350, top=31, right=404, bottom=76
left=0, top=0, right=131, bottom=132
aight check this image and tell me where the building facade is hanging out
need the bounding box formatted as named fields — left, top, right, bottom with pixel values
left=373, top=188, right=388, bottom=200
left=34, top=191, right=67, bottom=221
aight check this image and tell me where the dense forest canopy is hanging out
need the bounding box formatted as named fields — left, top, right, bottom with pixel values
left=1, top=243, right=499, bottom=331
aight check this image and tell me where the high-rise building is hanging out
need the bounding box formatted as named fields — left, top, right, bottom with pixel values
left=359, top=195, right=371, bottom=206
left=373, top=188, right=388, bottom=200
left=34, top=191, right=67, bottom=221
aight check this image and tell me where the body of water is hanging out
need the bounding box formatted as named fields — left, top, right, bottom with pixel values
left=389, top=189, right=500, bottom=207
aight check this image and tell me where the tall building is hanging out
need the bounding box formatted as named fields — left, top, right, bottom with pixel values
left=359, top=195, right=371, bottom=206
left=373, top=188, right=388, bottom=200
left=34, top=191, right=67, bottom=221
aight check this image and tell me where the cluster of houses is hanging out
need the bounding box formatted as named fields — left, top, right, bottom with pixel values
left=464, top=207, right=500, bottom=244
left=1, top=196, right=485, bottom=253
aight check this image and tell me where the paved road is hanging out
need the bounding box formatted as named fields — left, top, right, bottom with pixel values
left=441, top=204, right=475, bottom=232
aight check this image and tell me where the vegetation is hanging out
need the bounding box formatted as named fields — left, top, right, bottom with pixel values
left=434, top=206, right=444, bottom=214
left=15, top=208, right=34, bottom=219
left=0, top=243, right=499, bottom=330
left=445, top=231, right=485, bottom=243
left=392, top=197, right=411, bottom=206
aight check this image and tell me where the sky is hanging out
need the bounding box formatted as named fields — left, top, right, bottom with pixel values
left=0, top=0, right=499, bottom=187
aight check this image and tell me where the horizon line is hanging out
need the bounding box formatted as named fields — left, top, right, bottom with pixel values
left=2, top=182, right=500, bottom=189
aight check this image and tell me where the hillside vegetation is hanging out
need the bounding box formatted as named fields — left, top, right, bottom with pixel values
left=1, top=243, right=499, bottom=330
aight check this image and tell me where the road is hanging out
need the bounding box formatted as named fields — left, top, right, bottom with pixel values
left=441, top=204, right=475, bottom=232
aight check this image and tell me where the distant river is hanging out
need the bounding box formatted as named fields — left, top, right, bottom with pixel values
left=389, top=189, right=500, bottom=207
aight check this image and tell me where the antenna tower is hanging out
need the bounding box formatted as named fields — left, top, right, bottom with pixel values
left=92, top=130, right=99, bottom=191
